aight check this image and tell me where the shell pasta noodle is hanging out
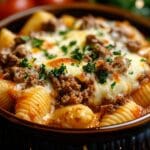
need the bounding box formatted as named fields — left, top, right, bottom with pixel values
left=15, top=86, right=52, bottom=124
left=0, top=11, right=150, bottom=128
left=132, top=82, right=150, bottom=107
left=20, top=11, right=57, bottom=35
left=49, top=104, right=98, bottom=128
left=99, top=101, right=142, bottom=127
left=0, top=28, right=15, bottom=49
left=0, top=80, right=15, bottom=110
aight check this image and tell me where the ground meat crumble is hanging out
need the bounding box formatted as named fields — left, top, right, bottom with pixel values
left=50, top=74, right=95, bottom=107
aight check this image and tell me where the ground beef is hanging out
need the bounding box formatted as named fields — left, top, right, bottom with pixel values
left=110, top=26, right=134, bottom=39
left=126, top=40, right=141, bottom=52
left=41, top=21, right=57, bottom=32
left=0, top=49, right=19, bottom=67
left=83, top=55, right=92, bottom=62
left=79, top=15, right=100, bottom=29
left=14, top=36, right=26, bottom=45
left=99, top=104, right=116, bottom=119
left=86, top=34, right=101, bottom=45
left=137, top=71, right=150, bottom=84
left=111, top=56, right=127, bottom=74
left=98, top=97, right=129, bottom=119
left=13, top=44, right=28, bottom=58
left=96, top=60, right=112, bottom=73
left=3, top=67, right=45, bottom=89
left=50, top=75, right=95, bottom=106
left=115, top=95, right=129, bottom=106
left=86, top=34, right=110, bottom=58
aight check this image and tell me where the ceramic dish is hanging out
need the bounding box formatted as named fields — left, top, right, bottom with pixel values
left=0, top=3, right=149, bottom=143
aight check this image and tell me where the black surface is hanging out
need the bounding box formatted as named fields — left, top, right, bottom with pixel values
left=0, top=117, right=150, bottom=150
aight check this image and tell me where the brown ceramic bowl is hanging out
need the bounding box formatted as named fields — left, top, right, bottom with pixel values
left=0, top=3, right=150, bottom=146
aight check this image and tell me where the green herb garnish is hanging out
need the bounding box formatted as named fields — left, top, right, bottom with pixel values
left=140, top=58, right=147, bottom=62
left=129, top=71, right=134, bottom=75
left=20, top=36, right=30, bottom=42
left=24, top=73, right=29, bottom=79
left=91, top=51, right=99, bottom=60
left=58, top=29, right=69, bottom=35
left=71, top=48, right=83, bottom=61
left=113, top=50, right=121, bottom=55
left=97, top=30, right=103, bottom=36
left=111, top=82, right=116, bottom=89
left=83, top=45, right=93, bottom=53
left=19, top=58, right=32, bottom=68
left=126, top=58, right=132, bottom=66
left=39, top=64, right=47, bottom=80
left=106, top=44, right=115, bottom=50
left=126, top=58, right=132, bottom=63
left=83, top=62, right=95, bottom=73
left=61, top=45, right=68, bottom=54
left=31, top=57, right=37, bottom=63
left=43, top=50, right=57, bottom=59
left=51, top=64, right=67, bottom=77
left=69, top=40, right=77, bottom=47
left=97, top=70, right=108, bottom=84
left=32, top=38, right=44, bottom=48
left=106, top=57, right=113, bottom=63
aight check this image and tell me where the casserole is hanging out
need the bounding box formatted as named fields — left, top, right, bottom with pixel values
left=0, top=3, right=149, bottom=144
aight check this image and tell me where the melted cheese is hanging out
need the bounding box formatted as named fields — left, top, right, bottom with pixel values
left=23, top=22, right=150, bottom=106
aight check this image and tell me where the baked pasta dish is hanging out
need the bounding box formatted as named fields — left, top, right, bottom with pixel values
left=0, top=11, right=150, bottom=128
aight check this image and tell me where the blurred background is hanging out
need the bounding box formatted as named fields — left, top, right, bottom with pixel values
left=0, top=0, right=149, bottom=20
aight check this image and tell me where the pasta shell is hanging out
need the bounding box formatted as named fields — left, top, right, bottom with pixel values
left=15, top=86, right=52, bottom=124
left=20, top=11, right=57, bottom=35
left=99, top=101, right=142, bottom=127
left=0, top=80, right=15, bottom=110
left=0, top=28, right=15, bottom=49
left=49, top=104, right=98, bottom=128
left=132, top=82, right=150, bottom=107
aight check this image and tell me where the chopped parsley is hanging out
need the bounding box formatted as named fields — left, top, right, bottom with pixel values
left=129, top=71, right=134, bottom=75
left=43, top=50, right=57, bottom=59
left=71, top=48, right=83, bottom=61
left=111, top=82, right=116, bottom=89
left=106, top=44, right=115, bottom=50
left=126, top=58, right=132, bottom=63
left=58, top=29, right=69, bottom=35
left=24, top=73, right=29, bottom=79
left=31, top=57, right=37, bottom=63
left=69, top=40, right=77, bottom=47
left=97, top=30, right=103, bottom=36
left=32, top=38, right=44, bottom=48
left=106, top=57, right=113, bottom=63
left=19, top=58, right=32, bottom=68
left=61, top=45, right=68, bottom=54
left=97, top=70, right=108, bottom=84
left=126, top=58, right=132, bottom=66
left=83, top=62, right=95, bottom=73
left=140, top=58, right=147, bottom=62
left=51, top=64, right=67, bottom=77
left=20, top=36, right=30, bottom=42
left=113, top=50, right=121, bottom=55
left=39, top=64, right=48, bottom=80
left=83, top=45, right=93, bottom=53
left=91, top=51, right=99, bottom=61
